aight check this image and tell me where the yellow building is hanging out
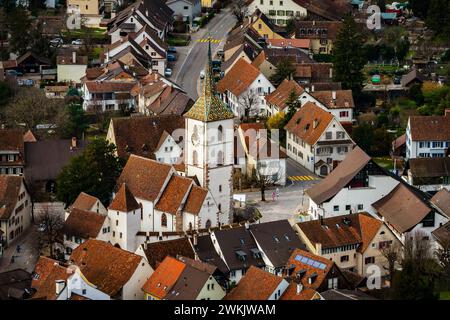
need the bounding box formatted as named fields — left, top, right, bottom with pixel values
left=67, top=0, right=99, bottom=15
left=251, top=10, right=283, bottom=39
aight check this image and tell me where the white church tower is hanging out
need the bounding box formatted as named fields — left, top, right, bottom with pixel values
left=184, top=42, right=235, bottom=225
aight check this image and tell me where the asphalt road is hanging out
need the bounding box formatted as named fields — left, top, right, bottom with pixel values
left=175, top=9, right=236, bottom=100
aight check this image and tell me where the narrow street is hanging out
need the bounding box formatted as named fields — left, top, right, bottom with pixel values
left=173, top=8, right=236, bottom=100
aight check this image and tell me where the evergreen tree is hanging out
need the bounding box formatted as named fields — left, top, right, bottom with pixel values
left=284, top=89, right=300, bottom=122
left=409, top=0, right=431, bottom=19
left=5, top=6, right=33, bottom=56
left=269, top=59, right=296, bottom=86
left=426, top=0, right=450, bottom=36
left=332, top=14, right=367, bottom=93
left=60, top=103, right=88, bottom=139
left=56, top=139, right=124, bottom=206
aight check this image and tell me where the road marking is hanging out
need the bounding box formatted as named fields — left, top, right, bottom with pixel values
left=196, top=38, right=221, bottom=43
left=288, top=176, right=318, bottom=181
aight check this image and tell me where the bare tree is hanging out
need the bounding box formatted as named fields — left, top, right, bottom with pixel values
left=435, top=240, right=450, bottom=290
left=381, top=241, right=402, bottom=285
left=36, top=204, right=65, bottom=260
left=252, top=162, right=281, bottom=202
left=239, top=90, right=258, bottom=123
left=232, top=0, right=248, bottom=24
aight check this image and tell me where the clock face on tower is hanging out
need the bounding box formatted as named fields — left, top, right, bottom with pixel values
left=191, top=125, right=200, bottom=146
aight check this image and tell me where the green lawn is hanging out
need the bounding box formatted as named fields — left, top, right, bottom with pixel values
left=373, top=157, right=395, bottom=171
left=63, top=28, right=107, bottom=39
left=167, top=36, right=190, bottom=46
left=439, top=291, right=450, bottom=300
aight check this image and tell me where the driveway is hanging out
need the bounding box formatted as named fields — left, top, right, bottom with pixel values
left=173, top=8, right=236, bottom=99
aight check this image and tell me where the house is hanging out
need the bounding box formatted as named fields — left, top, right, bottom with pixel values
left=57, top=52, right=88, bottom=84
left=267, top=38, right=311, bottom=51
left=284, top=102, right=354, bottom=176
left=224, top=266, right=289, bottom=300
left=217, top=58, right=274, bottom=118
left=295, top=21, right=342, bottom=54
left=405, top=114, right=450, bottom=160
left=0, top=269, right=32, bottom=300
left=82, top=80, right=136, bottom=112
left=44, top=86, right=69, bottom=99
left=0, top=129, right=25, bottom=175
left=401, top=68, right=425, bottom=88
left=62, top=208, right=110, bottom=259
left=294, top=213, right=402, bottom=278
left=404, top=157, right=450, bottom=192
left=67, top=0, right=102, bottom=27
left=106, top=0, right=174, bottom=42
left=391, top=133, right=406, bottom=158
left=432, top=221, right=450, bottom=249
left=31, top=256, right=110, bottom=300
left=166, top=0, right=201, bottom=22
left=142, top=256, right=225, bottom=300
left=236, top=123, right=287, bottom=185
left=284, top=248, right=353, bottom=293
left=16, top=51, right=51, bottom=74
left=251, top=48, right=315, bottom=80
left=68, top=239, right=152, bottom=300
left=0, top=176, right=32, bottom=246
left=264, top=79, right=304, bottom=116
left=106, top=114, right=185, bottom=164
left=248, top=0, right=308, bottom=26
left=430, top=189, right=450, bottom=218
left=293, top=63, right=334, bottom=84
left=69, top=192, right=107, bottom=214
left=293, top=0, right=352, bottom=21
left=250, top=9, right=284, bottom=39
left=24, top=138, right=88, bottom=194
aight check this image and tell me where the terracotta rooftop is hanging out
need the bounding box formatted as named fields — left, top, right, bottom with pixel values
left=265, top=79, right=304, bottom=110
left=155, top=175, right=193, bottom=215
left=224, top=266, right=284, bottom=300
left=183, top=185, right=208, bottom=215
left=267, top=38, right=311, bottom=49
left=217, top=58, right=261, bottom=97
left=284, top=102, right=334, bottom=145
left=70, top=239, right=142, bottom=297
left=70, top=192, right=99, bottom=212
left=430, top=189, right=450, bottom=217
left=140, top=238, right=195, bottom=270
left=0, top=176, right=24, bottom=220
left=117, top=155, right=173, bottom=202
left=280, top=283, right=319, bottom=300
left=62, top=208, right=107, bottom=240
left=108, top=183, right=141, bottom=212
left=32, top=257, right=71, bottom=300
left=409, top=115, right=450, bottom=141
left=0, top=129, right=24, bottom=154
left=310, top=90, right=355, bottom=109
left=306, top=147, right=371, bottom=204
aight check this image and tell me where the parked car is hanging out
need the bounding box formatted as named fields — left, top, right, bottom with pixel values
left=167, top=46, right=177, bottom=54
left=393, top=76, right=402, bottom=85
left=37, top=223, right=47, bottom=232
left=200, top=70, right=205, bottom=79
left=50, top=37, right=63, bottom=46
left=71, top=39, right=83, bottom=45
left=6, top=69, right=23, bottom=77
left=167, top=54, right=177, bottom=62
left=164, top=68, right=172, bottom=77
left=17, top=79, right=24, bottom=86
left=217, top=50, right=224, bottom=57
left=24, top=79, right=35, bottom=86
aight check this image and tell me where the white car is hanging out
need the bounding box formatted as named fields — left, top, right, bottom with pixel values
left=50, top=37, right=63, bottom=46
left=164, top=68, right=172, bottom=77
left=71, top=39, right=83, bottom=45
left=200, top=70, right=205, bottom=79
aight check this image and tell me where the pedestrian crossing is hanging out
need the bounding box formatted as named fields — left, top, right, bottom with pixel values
left=197, top=38, right=221, bottom=43
left=288, top=175, right=319, bottom=181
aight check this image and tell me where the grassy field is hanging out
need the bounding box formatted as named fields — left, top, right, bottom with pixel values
left=373, top=157, right=395, bottom=171
left=63, top=28, right=108, bottom=39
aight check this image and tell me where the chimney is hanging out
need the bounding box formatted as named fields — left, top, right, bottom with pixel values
left=313, top=119, right=318, bottom=128
left=244, top=221, right=250, bottom=230
left=329, top=68, right=333, bottom=79
left=111, top=11, right=116, bottom=19
left=296, top=283, right=303, bottom=295
left=72, top=51, right=76, bottom=64
left=311, top=85, right=315, bottom=92
left=332, top=91, right=337, bottom=100
left=305, top=87, right=310, bottom=93
left=315, top=243, right=322, bottom=255
left=71, top=137, right=77, bottom=149
left=55, top=280, right=66, bottom=298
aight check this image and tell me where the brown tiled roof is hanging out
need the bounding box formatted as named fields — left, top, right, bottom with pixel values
left=141, top=256, right=186, bottom=299
left=286, top=249, right=334, bottom=291
left=306, top=147, right=371, bottom=204
left=108, top=183, right=140, bottom=212
left=23, top=130, right=37, bottom=143
left=297, top=213, right=382, bottom=253
left=44, top=86, right=69, bottom=93
left=62, top=208, right=106, bottom=239
left=0, top=129, right=24, bottom=153
left=0, top=176, right=23, bottom=220
left=293, top=0, right=351, bottom=20
left=409, top=115, right=450, bottom=141
left=85, top=81, right=136, bottom=93
left=57, top=55, right=88, bottom=65
left=265, top=79, right=304, bottom=110
left=224, top=266, right=284, bottom=300
left=295, top=21, right=343, bottom=40
left=284, top=102, right=334, bottom=145
left=392, top=133, right=406, bottom=150
left=268, top=38, right=311, bottom=49
left=70, top=192, right=99, bottom=211
left=140, top=238, right=195, bottom=269
left=310, top=90, right=355, bottom=109
left=432, top=221, right=450, bottom=246
left=294, top=63, right=333, bottom=82
left=280, top=283, right=319, bottom=300
left=217, top=58, right=260, bottom=96
left=183, top=185, right=208, bottom=215
left=264, top=48, right=315, bottom=66
left=372, top=183, right=431, bottom=233
left=32, top=256, right=71, bottom=300
left=251, top=51, right=266, bottom=68
left=117, top=155, right=173, bottom=202
left=70, top=239, right=142, bottom=297
left=431, top=189, right=450, bottom=217
left=155, top=175, right=193, bottom=214
left=408, top=157, right=450, bottom=178
left=110, top=115, right=185, bottom=159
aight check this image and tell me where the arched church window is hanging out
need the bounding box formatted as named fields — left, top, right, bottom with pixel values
left=193, top=150, right=198, bottom=166
left=218, top=125, right=223, bottom=142
left=205, top=219, right=212, bottom=229
left=217, top=150, right=223, bottom=166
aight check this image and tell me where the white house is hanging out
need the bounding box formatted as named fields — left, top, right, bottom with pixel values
left=217, top=58, right=274, bottom=119
left=82, top=81, right=136, bottom=112
left=285, top=102, right=354, bottom=176
left=248, top=0, right=308, bottom=26
left=0, top=176, right=32, bottom=246
left=166, top=0, right=202, bottom=22
left=57, top=52, right=88, bottom=84
left=405, top=113, right=450, bottom=160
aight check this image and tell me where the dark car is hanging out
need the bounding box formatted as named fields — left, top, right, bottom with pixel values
left=167, top=46, right=177, bottom=54
left=393, top=76, right=402, bottom=85
left=167, top=54, right=177, bottom=62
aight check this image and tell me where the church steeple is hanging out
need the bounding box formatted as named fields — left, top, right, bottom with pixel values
left=184, top=39, right=234, bottom=122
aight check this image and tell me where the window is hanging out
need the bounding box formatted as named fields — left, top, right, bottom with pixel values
left=183, top=5, right=188, bottom=9
left=340, top=255, right=349, bottom=262
left=357, top=204, right=363, bottom=210
left=432, top=141, right=443, bottom=148
left=120, top=232, right=123, bottom=239
left=325, top=132, right=332, bottom=140
left=269, top=10, right=276, bottom=15
left=279, top=0, right=283, bottom=5
left=116, top=220, right=119, bottom=226
left=422, top=212, right=435, bottom=227
left=328, top=277, right=338, bottom=289
left=219, top=185, right=222, bottom=192
left=336, top=131, right=345, bottom=139
left=260, top=0, right=263, bottom=4
left=365, top=257, right=375, bottom=264
left=339, top=111, right=349, bottom=118
left=192, top=150, right=198, bottom=166
left=217, top=150, right=224, bottom=165
left=161, top=213, right=167, bottom=227
left=333, top=205, right=339, bottom=211
left=218, top=125, right=223, bottom=141
left=345, top=205, right=351, bottom=211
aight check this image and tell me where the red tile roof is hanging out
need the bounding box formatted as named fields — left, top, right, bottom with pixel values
left=224, top=266, right=284, bottom=300
left=409, top=115, right=450, bottom=141
left=310, top=90, right=355, bottom=109
left=70, top=239, right=142, bottom=297
left=284, top=102, right=334, bottom=145
left=265, top=79, right=304, bottom=110
left=62, top=208, right=107, bottom=239
left=32, top=256, right=71, bottom=300
left=183, top=185, right=208, bottom=215
left=0, top=175, right=24, bottom=220
left=280, top=283, right=319, bottom=300
left=85, top=81, right=136, bottom=93
left=70, top=192, right=99, bottom=211
left=108, top=183, right=141, bottom=212
left=267, top=38, right=311, bottom=49
left=155, top=175, right=193, bottom=215
left=117, top=155, right=173, bottom=202
left=217, top=58, right=261, bottom=96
